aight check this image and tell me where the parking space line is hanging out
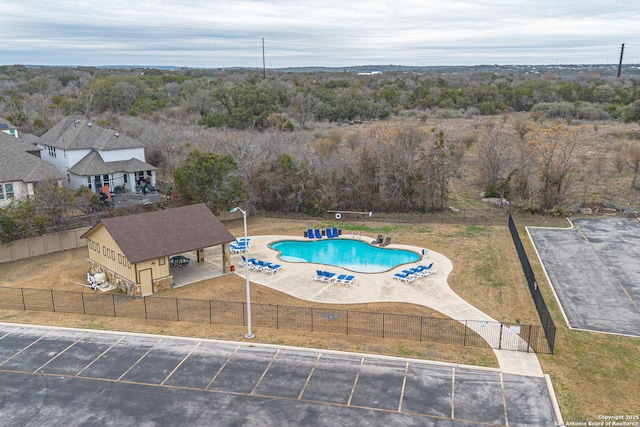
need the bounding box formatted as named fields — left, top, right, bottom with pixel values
left=76, top=335, right=126, bottom=377
left=251, top=348, right=280, bottom=395
left=500, top=372, right=509, bottom=426
left=0, top=330, right=50, bottom=368
left=116, top=338, right=162, bottom=381
left=451, top=367, right=456, bottom=419
left=161, top=341, right=201, bottom=386
left=397, top=362, right=409, bottom=412
left=346, top=357, right=364, bottom=406
left=205, top=345, right=239, bottom=390
left=297, top=352, right=321, bottom=400
left=34, top=332, right=88, bottom=373
left=0, top=325, right=19, bottom=340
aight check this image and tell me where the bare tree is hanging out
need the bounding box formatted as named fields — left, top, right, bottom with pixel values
left=525, top=124, right=578, bottom=211
left=477, top=122, right=516, bottom=206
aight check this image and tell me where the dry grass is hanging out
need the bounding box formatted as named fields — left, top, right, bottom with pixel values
left=1, top=216, right=639, bottom=420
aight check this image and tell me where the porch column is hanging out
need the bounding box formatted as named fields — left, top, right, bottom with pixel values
left=222, top=243, right=231, bottom=273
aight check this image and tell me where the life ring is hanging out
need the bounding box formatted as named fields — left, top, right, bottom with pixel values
left=335, top=213, right=342, bottom=220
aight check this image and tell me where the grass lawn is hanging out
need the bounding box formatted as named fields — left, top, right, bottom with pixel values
left=1, top=216, right=638, bottom=420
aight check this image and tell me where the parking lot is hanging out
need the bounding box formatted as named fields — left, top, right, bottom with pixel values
left=529, top=217, right=640, bottom=336
left=0, top=323, right=558, bottom=426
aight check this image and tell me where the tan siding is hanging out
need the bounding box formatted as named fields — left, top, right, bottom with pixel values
left=135, top=258, right=170, bottom=282
left=87, top=225, right=171, bottom=284
left=87, top=226, right=135, bottom=281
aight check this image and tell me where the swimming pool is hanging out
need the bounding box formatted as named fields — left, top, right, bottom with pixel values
left=269, top=239, right=420, bottom=273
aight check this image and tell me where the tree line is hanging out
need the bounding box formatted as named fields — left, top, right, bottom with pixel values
left=2, top=65, right=640, bottom=135
left=2, top=65, right=640, bottom=243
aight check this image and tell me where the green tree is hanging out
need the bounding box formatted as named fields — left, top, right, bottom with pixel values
left=173, top=150, right=244, bottom=213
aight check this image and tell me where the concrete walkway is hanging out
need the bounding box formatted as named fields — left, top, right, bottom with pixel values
left=227, top=235, right=544, bottom=378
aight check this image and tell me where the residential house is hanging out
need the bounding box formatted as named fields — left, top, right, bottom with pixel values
left=37, top=116, right=157, bottom=194
left=0, top=133, right=62, bottom=208
left=80, top=203, right=236, bottom=297
left=0, top=123, right=19, bottom=138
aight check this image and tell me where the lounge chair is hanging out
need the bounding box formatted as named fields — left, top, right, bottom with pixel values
left=393, top=272, right=414, bottom=283
left=326, top=228, right=335, bottom=238
left=248, top=259, right=263, bottom=270
left=332, top=227, right=340, bottom=237
left=235, top=237, right=251, bottom=247
left=402, top=269, right=418, bottom=279
left=257, top=261, right=273, bottom=271
left=418, top=263, right=436, bottom=275
left=263, top=264, right=282, bottom=274
left=230, top=243, right=249, bottom=254
left=335, top=274, right=347, bottom=283
left=314, top=228, right=323, bottom=239
left=371, top=234, right=383, bottom=244
left=322, top=271, right=336, bottom=282
left=407, top=267, right=424, bottom=277
left=314, top=270, right=326, bottom=281
left=336, top=275, right=355, bottom=286
left=239, top=256, right=257, bottom=268
left=307, top=228, right=315, bottom=239
left=380, top=236, right=392, bottom=247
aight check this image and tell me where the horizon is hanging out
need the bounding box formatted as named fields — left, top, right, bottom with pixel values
left=1, top=1, right=638, bottom=69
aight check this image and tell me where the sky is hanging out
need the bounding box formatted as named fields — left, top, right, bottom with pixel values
left=2, top=0, right=639, bottom=68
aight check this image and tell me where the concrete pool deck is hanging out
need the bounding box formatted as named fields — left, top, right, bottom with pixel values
left=226, top=234, right=544, bottom=378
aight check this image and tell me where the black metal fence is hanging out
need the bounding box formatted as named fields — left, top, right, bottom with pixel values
left=508, top=213, right=557, bottom=353
left=0, top=286, right=553, bottom=353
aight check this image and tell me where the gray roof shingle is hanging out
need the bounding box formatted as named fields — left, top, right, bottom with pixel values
left=67, top=151, right=157, bottom=176
left=81, top=204, right=236, bottom=264
left=39, top=116, right=144, bottom=150
left=0, top=137, right=62, bottom=183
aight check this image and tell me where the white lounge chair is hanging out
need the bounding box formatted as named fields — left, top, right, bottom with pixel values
left=263, top=264, right=282, bottom=274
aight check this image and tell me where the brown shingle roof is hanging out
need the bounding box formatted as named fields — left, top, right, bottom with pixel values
left=81, top=204, right=236, bottom=263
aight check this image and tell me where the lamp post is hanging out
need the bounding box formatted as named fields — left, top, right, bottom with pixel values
left=230, top=207, right=254, bottom=339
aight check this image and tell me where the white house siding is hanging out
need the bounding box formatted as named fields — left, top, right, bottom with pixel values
left=98, top=147, right=144, bottom=162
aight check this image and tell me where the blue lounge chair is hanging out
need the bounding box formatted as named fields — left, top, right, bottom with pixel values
left=257, top=261, right=273, bottom=271
left=248, top=259, right=263, bottom=270
left=322, top=271, right=336, bottom=282
left=230, top=243, right=249, bottom=254
left=264, top=264, right=282, bottom=274
left=332, top=227, right=340, bottom=237
left=235, top=237, right=252, bottom=247
left=417, top=263, right=435, bottom=275
left=402, top=269, right=418, bottom=279
left=307, top=228, right=315, bottom=239
left=336, top=275, right=355, bottom=286
left=326, top=228, right=335, bottom=238
left=314, top=270, right=326, bottom=281
left=314, top=228, right=323, bottom=239
left=393, top=272, right=414, bottom=283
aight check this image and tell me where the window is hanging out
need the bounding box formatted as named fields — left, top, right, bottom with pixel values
left=48, top=146, right=56, bottom=158
left=0, top=184, right=14, bottom=200
left=159, top=257, right=166, bottom=266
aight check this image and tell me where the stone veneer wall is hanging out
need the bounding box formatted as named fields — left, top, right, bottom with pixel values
left=87, top=259, right=174, bottom=298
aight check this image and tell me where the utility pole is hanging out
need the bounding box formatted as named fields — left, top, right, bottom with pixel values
left=617, top=43, right=625, bottom=78
left=262, top=38, right=266, bottom=79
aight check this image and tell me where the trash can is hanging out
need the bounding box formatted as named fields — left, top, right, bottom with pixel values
left=230, top=265, right=235, bottom=272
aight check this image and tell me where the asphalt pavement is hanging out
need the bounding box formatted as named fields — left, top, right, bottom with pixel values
left=0, top=323, right=559, bottom=426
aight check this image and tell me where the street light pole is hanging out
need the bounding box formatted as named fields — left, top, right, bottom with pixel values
left=230, top=207, right=254, bottom=339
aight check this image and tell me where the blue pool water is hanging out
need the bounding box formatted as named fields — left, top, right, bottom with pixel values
left=269, top=239, right=420, bottom=273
